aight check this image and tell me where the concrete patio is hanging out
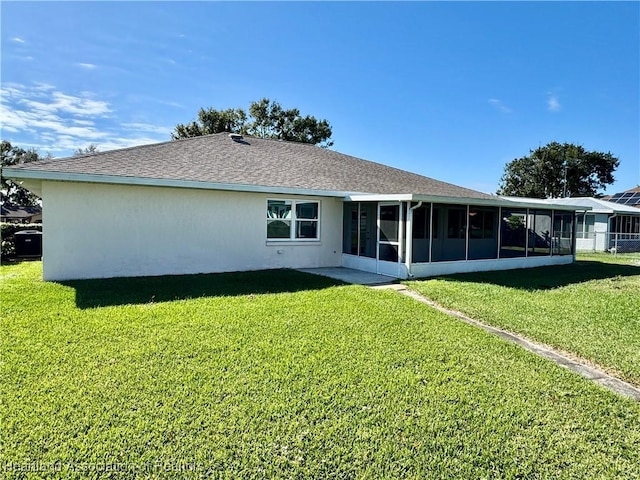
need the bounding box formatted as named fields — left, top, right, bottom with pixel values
left=296, top=267, right=397, bottom=286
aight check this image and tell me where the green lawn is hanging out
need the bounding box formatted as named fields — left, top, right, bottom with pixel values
left=406, top=253, right=640, bottom=386
left=2, top=262, right=640, bottom=479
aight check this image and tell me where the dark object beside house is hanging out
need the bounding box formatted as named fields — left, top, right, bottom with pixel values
left=14, top=230, right=42, bottom=258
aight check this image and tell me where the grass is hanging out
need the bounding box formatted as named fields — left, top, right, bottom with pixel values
left=2, top=261, right=640, bottom=479
left=406, top=252, right=640, bottom=386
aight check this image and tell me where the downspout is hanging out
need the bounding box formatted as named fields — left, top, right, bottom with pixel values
left=405, top=201, right=423, bottom=278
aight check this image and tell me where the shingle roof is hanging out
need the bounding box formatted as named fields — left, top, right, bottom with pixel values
left=5, top=133, right=493, bottom=200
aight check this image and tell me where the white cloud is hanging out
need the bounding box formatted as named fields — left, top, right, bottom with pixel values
left=547, top=94, right=561, bottom=112
left=488, top=98, right=512, bottom=114
left=72, top=119, right=96, bottom=126
left=11, top=37, right=25, bottom=43
left=2, top=124, right=20, bottom=133
left=0, top=105, right=108, bottom=140
left=21, top=91, right=111, bottom=117
left=125, top=93, right=184, bottom=109
left=33, top=82, right=56, bottom=91
left=0, top=82, right=172, bottom=156
left=77, top=63, right=97, bottom=69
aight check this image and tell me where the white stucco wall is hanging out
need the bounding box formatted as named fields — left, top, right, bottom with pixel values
left=41, top=181, right=343, bottom=280
left=575, top=213, right=611, bottom=252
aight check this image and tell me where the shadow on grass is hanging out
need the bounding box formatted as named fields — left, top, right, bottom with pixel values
left=60, top=269, right=345, bottom=309
left=420, top=260, right=640, bottom=291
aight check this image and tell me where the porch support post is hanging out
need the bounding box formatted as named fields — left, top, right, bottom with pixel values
left=465, top=204, right=470, bottom=261
left=398, top=201, right=404, bottom=265
left=525, top=208, right=530, bottom=257
left=550, top=209, right=554, bottom=256
left=405, top=201, right=413, bottom=273
left=497, top=206, right=502, bottom=259
left=429, top=203, right=434, bottom=263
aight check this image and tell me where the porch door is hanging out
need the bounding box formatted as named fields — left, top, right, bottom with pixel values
left=377, top=203, right=402, bottom=276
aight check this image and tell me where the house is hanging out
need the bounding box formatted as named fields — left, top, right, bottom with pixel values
left=551, top=197, right=640, bottom=253
left=0, top=204, right=42, bottom=223
left=2, top=133, right=583, bottom=281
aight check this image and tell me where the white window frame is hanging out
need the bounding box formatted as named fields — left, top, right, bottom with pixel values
left=266, top=199, right=320, bottom=242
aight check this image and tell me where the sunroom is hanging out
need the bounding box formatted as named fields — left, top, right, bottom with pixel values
left=341, top=195, right=577, bottom=279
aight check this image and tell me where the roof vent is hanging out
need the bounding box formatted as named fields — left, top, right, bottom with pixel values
left=229, top=133, right=243, bottom=142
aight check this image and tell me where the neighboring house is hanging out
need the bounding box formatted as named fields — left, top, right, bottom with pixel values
left=603, top=186, right=640, bottom=209
left=2, top=133, right=583, bottom=281
left=0, top=204, right=42, bottom=223
left=551, top=197, right=640, bottom=253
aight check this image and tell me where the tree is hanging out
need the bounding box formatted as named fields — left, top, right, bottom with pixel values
left=172, top=98, right=333, bottom=147
left=172, top=108, right=247, bottom=139
left=1, top=140, right=44, bottom=207
left=497, top=142, right=619, bottom=198
left=74, top=144, right=100, bottom=156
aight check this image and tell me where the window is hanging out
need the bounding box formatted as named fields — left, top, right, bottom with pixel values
left=552, top=212, right=574, bottom=255
left=468, top=207, right=499, bottom=260
left=528, top=209, right=552, bottom=256
left=267, top=200, right=319, bottom=240
left=469, top=207, right=496, bottom=239
left=344, top=203, right=359, bottom=255
left=379, top=205, right=399, bottom=242
left=447, top=208, right=467, bottom=239
left=342, top=202, right=376, bottom=258
left=500, top=209, right=527, bottom=258
left=412, top=204, right=433, bottom=240
left=576, top=214, right=595, bottom=239
left=612, top=215, right=640, bottom=234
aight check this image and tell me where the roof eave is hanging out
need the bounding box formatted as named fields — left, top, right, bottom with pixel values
left=348, top=194, right=588, bottom=210
left=1, top=168, right=356, bottom=198
left=0, top=168, right=594, bottom=211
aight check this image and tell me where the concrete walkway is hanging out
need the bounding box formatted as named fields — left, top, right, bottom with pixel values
left=297, top=267, right=396, bottom=286
left=373, top=284, right=640, bottom=402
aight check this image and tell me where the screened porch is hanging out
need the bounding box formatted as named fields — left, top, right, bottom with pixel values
left=342, top=199, right=576, bottom=278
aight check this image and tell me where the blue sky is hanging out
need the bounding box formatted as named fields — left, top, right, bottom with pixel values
left=1, top=1, right=638, bottom=195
